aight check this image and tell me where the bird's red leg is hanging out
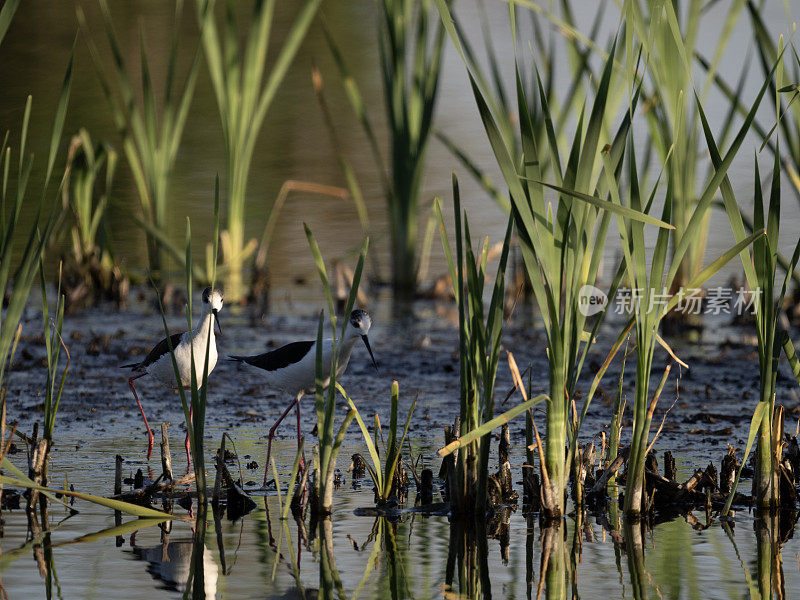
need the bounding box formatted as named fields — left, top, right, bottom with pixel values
left=185, top=404, right=193, bottom=473
left=295, top=395, right=305, bottom=474
left=128, top=373, right=153, bottom=459
left=263, top=395, right=299, bottom=487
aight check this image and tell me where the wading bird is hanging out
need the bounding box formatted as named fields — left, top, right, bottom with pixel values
left=229, top=309, right=378, bottom=486
left=122, top=287, right=224, bottom=466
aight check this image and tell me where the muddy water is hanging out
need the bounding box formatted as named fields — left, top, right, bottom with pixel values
left=3, top=292, right=800, bottom=598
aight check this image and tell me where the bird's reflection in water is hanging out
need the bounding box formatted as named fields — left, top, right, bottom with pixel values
left=132, top=536, right=219, bottom=598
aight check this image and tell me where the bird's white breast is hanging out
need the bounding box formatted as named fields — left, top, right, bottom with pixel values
left=148, top=330, right=218, bottom=389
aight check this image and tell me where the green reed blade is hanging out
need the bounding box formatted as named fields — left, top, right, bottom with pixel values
left=339, top=237, right=369, bottom=345
left=536, top=181, right=674, bottom=229
left=44, top=40, right=75, bottom=188
left=281, top=439, right=305, bottom=521
left=325, top=409, right=355, bottom=491
left=722, top=401, right=770, bottom=517
left=384, top=380, right=399, bottom=489
left=0, top=0, right=20, bottom=46
left=340, top=384, right=383, bottom=492
left=384, top=384, right=416, bottom=499
left=432, top=197, right=458, bottom=303
left=1, top=458, right=73, bottom=511
left=781, top=332, right=800, bottom=389
left=438, top=394, right=548, bottom=458
left=304, top=224, right=335, bottom=321
left=0, top=475, right=173, bottom=518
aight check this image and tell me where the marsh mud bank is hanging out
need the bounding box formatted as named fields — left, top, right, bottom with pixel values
left=4, top=291, right=796, bottom=473
left=4, top=291, right=791, bottom=464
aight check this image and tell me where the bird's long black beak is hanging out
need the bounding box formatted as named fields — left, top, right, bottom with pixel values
left=213, top=309, right=222, bottom=336
left=361, top=335, right=379, bottom=375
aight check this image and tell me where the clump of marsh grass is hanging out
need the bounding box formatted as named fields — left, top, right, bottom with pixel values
left=340, top=380, right=417, bottom=507
left=324, top=0, right=445, bottom=294
left=437, top=0, right=623, bottom=212
left=702, top=80, right=800, bottom=511
left=593, top=27, right=777, bottom=513
left=78, top=0, right=204, bottom=284
left=303, top=225, right=368, bottom=514
left=434, top=0, right=672, bottom=518
left=434, top=174, right=546, bottom=515
left=195, top=0, right=322, bottom=301
left=58, top=129, right=129, bottom=311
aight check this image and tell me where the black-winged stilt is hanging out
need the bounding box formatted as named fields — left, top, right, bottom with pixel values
left=229, top=309, right=378, bottom=485
left=122, top=287, right=224, bottom=465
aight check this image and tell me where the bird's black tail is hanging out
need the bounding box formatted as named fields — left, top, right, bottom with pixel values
left=120, top=363, right=139, bottom=369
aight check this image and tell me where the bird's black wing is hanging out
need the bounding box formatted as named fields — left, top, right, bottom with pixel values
left=230, top=340, right=315, bottom=372
left=122, top=331, right=185, bottom=370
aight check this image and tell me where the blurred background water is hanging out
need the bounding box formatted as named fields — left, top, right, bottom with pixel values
left=1, top=0, right=797, bottom=303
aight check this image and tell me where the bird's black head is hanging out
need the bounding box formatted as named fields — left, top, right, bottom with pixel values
left=202, top=287, right=224, bottom=334
left=349, top=309, right=371, bottom=332
left=201, top=287, right=224, bottom=307
left=349, top=309, right=378, bottom=374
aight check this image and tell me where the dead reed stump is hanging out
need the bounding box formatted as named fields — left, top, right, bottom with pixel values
left=26, top=425, right=49, bottom=513
left=663, top=450, right=677, bottom=482
left=522, top=465, right=540, bottom=511
left=418, top=469, right=434, bottom=505
left=572, top=441, right=596, bottom=506
left=114, top=455, right=123, bottom=495
left=720, top=446, right=738, bottom=496
left=160, top=423, right=173, bottom=482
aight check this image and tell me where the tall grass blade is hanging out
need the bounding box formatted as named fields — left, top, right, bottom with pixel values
left=304, top=225, right=368, bottom=512
left=0, top=476, right=174, bottom=518
left=438, top=394, right=548, bottom=457
left=0, top=0, right=20, bottom=46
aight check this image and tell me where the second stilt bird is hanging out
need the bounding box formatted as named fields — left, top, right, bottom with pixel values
left=229, top=309, right=378, bottom=486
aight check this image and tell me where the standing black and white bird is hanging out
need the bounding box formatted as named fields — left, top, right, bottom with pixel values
left=122, top=287, right=224, bottom=465
left=229, top=309, right=378, bottom=486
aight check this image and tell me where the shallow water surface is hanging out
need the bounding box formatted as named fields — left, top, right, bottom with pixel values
left=3, top=426, right=800, bottom=599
